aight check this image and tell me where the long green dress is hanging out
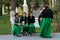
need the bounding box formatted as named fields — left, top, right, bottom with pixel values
left=40, top=18, right=52, bottom=38
left=28, top=16, right=35, bottom=34
left=12, top=18, right=21, bottom=35
left=39, top=7, right=53, bottom=38
left=28, top=23, right=35, bottom=34
left=21, top=24, right=29, bottom=33
left=20, top=16, right=29, bottom=33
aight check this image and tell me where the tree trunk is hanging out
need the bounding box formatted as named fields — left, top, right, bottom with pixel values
left=2, top=1, right=5, bottom=15
left=56, top=0, right=60, bottom=32
left=10, top=0, right=15, bottom=24
left=0, top=6, right=2, bottom=15
left=0, top=0, right=2, bottom=15
left=8, top=3, right=10, bottom=14
left=10, top=0, right=16, bottom=34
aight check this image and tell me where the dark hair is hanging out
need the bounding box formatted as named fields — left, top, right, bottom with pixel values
left=15, top=13, right=18, bottom=17
left=29, top=11, right=33, bottom=16
left=23, top=12, right=26, bottom=15
left=44, top=4, right=49, bottom=9
left=29, top=11, right=32, bottom=13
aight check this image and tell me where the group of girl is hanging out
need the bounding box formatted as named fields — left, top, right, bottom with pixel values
left=12, top=4, right=53, bottom=38
left=12, top=12, right=35, bottom=37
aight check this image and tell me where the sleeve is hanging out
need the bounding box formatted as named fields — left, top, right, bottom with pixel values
left=38, top=14, right=42, bottom=23
left=38, top=15, right=40, bottom=23
left=19, top=18, right=20, bottom=23
left=14, top=23, right=18, bottom=25
left=41, top=9, right=45, bottom=17
left=20, top=17, right=22, bottom=24
left=28, top=16, right=30, bottom=24
left=26, top=17, right=28, bottom=24
left=14, top=19, right=18, bottom=25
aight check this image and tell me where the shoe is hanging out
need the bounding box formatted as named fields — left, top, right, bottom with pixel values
left=25, top=32, right=27, bottom=36
left=23, top=34, right=25, bottom=36
left=23, top=31, right=26, bottom=36
left=16, top=35, right=20, bottom=37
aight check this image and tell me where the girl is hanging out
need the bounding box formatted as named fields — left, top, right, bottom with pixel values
left=20, top=12, right=28, bottom=36
left=12, top=13, right=21, bottom=37
left=28, top=12, right=35, bottom=35
left=39, top=4, right=53, bottom=38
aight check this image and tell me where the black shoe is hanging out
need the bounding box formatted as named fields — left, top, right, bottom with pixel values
left=16, top=35, right=20, bottom=37
left=26, top=34, right=27, bottom=36
left=23, top=33, right=25, bottom=36
left=25, top=32, right=27, bottom=36
left=23, top=31, right=26, bottom=36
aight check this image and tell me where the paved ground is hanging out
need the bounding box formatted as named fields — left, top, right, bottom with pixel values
left=0, top=33, right=60, bottom=40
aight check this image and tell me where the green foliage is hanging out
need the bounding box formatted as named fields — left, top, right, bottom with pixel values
left=15, top=0, right=23, bottom=7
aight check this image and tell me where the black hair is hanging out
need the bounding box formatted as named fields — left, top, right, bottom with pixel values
left=29, top=11, right=33, bottom=16
left=15, top=13, right=18, bottom=17
left=44, top=4, right=49, bottom=9
left=23, top=12, right=26, bottom=15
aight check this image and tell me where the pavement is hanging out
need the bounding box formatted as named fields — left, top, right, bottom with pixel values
left=0, top=33, right=60, bottom=40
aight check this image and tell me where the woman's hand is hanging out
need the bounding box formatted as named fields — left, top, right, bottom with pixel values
left=17, top=23, right=20, bottom=26
left=26, top=23, right=28, bottom=27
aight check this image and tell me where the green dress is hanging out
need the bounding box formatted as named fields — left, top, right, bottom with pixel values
left=28, top=16, right=35, bottom=34
left=40, top=18, right=52, bottom=38
left=20, top=17, right=29, bottom=33
left=28, top=24, right=35, bottom=34
left=12, top=18, right=21, bottom=35
left=21, top=24, right=29, bottom=33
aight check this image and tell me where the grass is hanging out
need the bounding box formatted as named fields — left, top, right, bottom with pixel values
left=0, top=15, right=11, bottom=35
left=0, top=15, right=57, bottom=35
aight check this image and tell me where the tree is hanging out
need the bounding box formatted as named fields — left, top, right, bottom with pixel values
left=10, top=0, right=16, bottom=32
left=56, top=0, right=60, bottom=32
left=0, top=0, right=2, bottom=15
left=5, top=0, right=10, bottom=14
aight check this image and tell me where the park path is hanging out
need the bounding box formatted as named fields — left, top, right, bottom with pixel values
left=0, top=33, right=60, bottom=40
